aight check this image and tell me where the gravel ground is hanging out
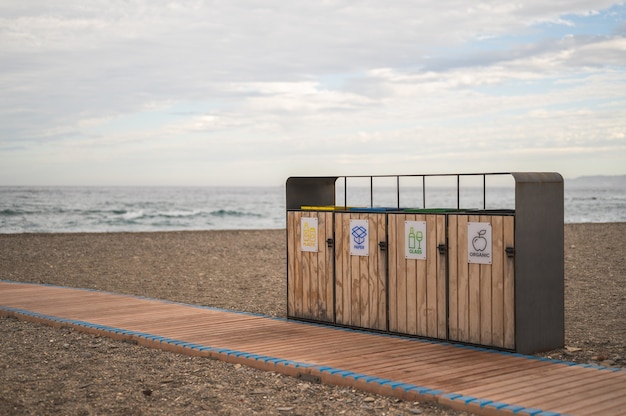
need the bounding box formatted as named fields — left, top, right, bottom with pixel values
left=1, top=224, right=625, bottom=415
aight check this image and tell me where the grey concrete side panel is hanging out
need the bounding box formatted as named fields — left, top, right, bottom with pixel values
left=513, top=172, right=564, bottom=354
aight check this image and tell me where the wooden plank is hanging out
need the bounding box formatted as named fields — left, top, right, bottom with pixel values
left=468, top=215, right=481, bottom=344
left=287, top=211, right=297, bottom=317
left=479, top=215, right=493, bottom=346
left=447, top=214, right=459, bottom=340
left=396, top=214, right=408, bottom=334
left=457, top=215, right=469, bottom=342
left=352, top=214, right=372, bottom=328
left=554, top=390, right=626, bottom=416
left=392, top=214, right=406, bottom=333
left=387, top=214, right=399, bottom=332
left=426, top=214, right=438, bottom=338
left=339, top=213, right=353, bottom=326
left=308, top=213, right=319, bottom=319
left=458, top=360, right=614, bottom=395
left=351, top=214, right=361, bottom=328
left=405, top=215, right=418, bottom=334
left=376, top=213, right=387, bottom=330
left=301, top=213, right=312, bottom=319
left=491, top=215, right=504, bottom=348
left=294, top=211, right=304, bottom=318
left=416, top=214, right=428, bottom=336
left=334, top=212, right=345, bottom=324
left=503, top=215, right=515, bottom=349
left=363, top=214, right=374, bottom=329
left=312, top=213, right=321, bottom=320
left=436, top=215, right=447, bottom=339
left=4, top=281, right=626, bottom=416
left=314, top=212, right=325, bottom=320
left=324, top=211, right=334, bottom=322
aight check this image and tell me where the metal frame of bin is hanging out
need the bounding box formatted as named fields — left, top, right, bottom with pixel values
left=286, top=172, right=564, bottom=354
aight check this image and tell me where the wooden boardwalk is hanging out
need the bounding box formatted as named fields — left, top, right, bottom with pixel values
left=1, top=281, right=625, bottom=416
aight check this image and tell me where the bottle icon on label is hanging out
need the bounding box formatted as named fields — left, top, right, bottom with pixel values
left=416, top=230, right=423, bottom=254
left=409, top=227, right=416, bottom=249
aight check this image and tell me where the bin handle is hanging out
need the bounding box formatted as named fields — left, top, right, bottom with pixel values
left=378, top=241, right=387, bottom=251
left=326, top=238, right=334, bottom=248
left=437, top=244, right=446, bottom=254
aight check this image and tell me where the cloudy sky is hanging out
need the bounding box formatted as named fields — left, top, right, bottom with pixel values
left=1, top=1, right=625, bottom=186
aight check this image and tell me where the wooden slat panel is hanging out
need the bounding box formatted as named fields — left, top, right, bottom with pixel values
left=408, top=215, right=416, bottom=335
left=479, top=215, right=493, bottom=346
left=491, top=215, right=504, bottom=348
left=287, top=211, right=298, bottom=317
left=397, top=215, right=408, bottom=334
left=324, top=212, right=334, bottom=322
left=294, top=211, right=304, bottom=317
left=351, top=215, right=362, bottom=328
left=389, top=214, right=409, bottom=334
left=301, top=213, right=312, bottom=318
left=436, top=215, right=447, bottom=339
left=335, top=213, right=387, bottom=331
left=367, top=213, right=377, bottom=329
left=360, top=213, right=370, bottom=328
left=335, top=212, right=345, bottom=324
left=313, top=212, right=324, bottom=320
left=457, top=214, right=469, bottom=342
left=468, top=214, right=481, bottom=344
left=314, top=213, right=323, bottom=319
left=425, top=214, right=438, bottom=338
left=287, top=211, right=334, bottom=323
left=503, top=215, right=516, bottom=349
left=376, top=213, right=387, bottom=330
left=447, top=214, right=459, bottom=340
left=449, top=214, right=516, bottom=349
left=389, top=214, right=446, bottom=339
left=307, top=214, right=319, bottom=319
left=388, top=214, right=399, bottom=332
left=336, top=213, right=351, bottom=325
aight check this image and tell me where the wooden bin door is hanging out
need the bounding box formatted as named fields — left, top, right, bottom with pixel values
left=287, top=211, right=334, bottom=322
left=334, top=212, right=387, bottom=331
left=388, top=214, right=447, bottom=339
left=448, top=214, right=515, bottom=349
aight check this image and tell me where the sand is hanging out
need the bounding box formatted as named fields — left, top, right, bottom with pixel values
left=1, top=224, right=625, bottom=415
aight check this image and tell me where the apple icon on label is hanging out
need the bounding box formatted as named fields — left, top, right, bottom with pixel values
left=472, top=229, right=488, bottom=251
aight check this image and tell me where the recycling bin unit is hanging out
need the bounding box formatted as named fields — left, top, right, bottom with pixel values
left=286, top=173, right=564, bottom=354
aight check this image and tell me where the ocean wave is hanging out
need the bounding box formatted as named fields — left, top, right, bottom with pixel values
left=121, top=210, right=145, bottom=221
left=210, top=209, right=262, bottom=218
left=0, top=209, right=23, bottom=216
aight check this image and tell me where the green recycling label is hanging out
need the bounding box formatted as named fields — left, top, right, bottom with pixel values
left=405, top=221, right=427, bottom=260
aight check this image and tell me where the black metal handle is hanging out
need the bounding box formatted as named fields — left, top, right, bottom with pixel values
left=326, top=238, right=334, bottom=248
left=437, top=244, right=446, bottom=254
left=379, top=241, right=387, bottom=251
left=505, top=246, right=515, bottom=258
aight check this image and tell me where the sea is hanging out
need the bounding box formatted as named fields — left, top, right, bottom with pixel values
left=1, top=178, right=625, bottom=233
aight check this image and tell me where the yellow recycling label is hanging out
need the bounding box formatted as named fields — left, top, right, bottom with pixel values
left=301, top=217, right=318, bottom=252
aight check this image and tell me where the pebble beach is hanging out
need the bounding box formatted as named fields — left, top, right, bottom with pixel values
left=1, top=223, right=625, bottom=415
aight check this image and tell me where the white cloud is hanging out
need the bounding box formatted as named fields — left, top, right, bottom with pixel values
left=1, top=1, right=625, bottom=185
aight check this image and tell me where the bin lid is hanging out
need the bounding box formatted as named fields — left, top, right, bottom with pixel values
left=403, top=208, right=461, bottom=213
left=349, top=207, right=401, bottom=212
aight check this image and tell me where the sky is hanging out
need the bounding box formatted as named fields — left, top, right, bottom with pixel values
left=1, top=1, right=625, bottom=186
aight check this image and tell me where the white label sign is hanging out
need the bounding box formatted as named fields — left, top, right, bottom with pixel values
left=468, top=222, right=492, bottom=264
left=300, top=217, right=318, bottom=252
left=405, top=221, right=427, bottom=260
left=349, top=219, right=369, bottom=256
